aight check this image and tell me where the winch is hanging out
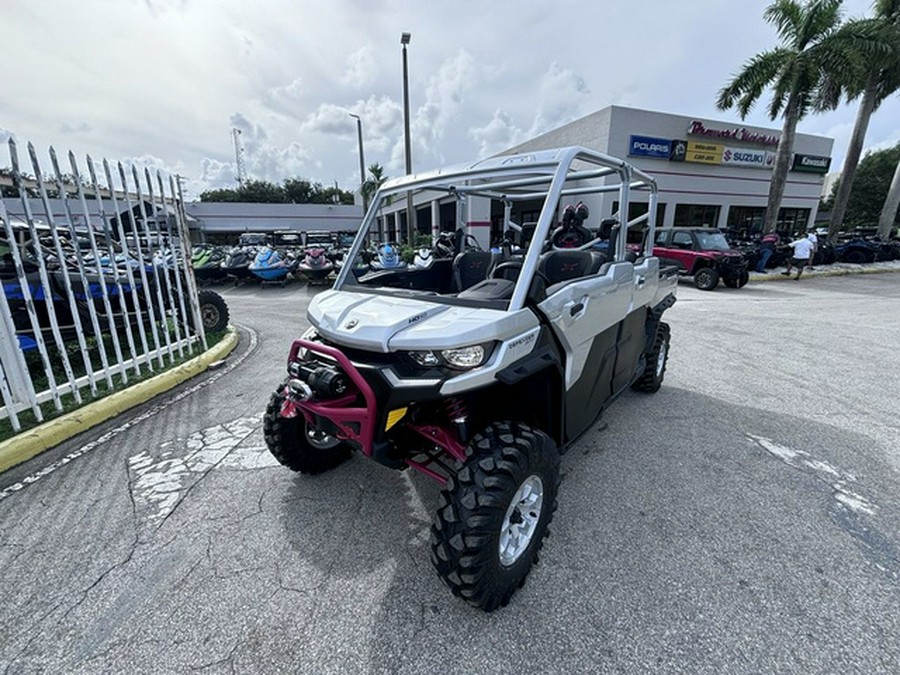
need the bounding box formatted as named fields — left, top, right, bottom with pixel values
left=287, top=360, right=349, bottom=400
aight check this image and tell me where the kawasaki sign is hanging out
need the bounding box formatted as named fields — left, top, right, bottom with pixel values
left=791, top=154, right=831, bottom=174
left=629, top=135, right=671, bottom=159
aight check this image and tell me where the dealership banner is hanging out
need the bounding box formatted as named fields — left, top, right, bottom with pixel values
left=791, top=153, right=831, bottom=174
left=669, top=140, right=687, bottom=162
left=721, top=146, right=775, bottom=169
left=685, top=141, right=723, bottom=165
left=629, top=135, right=672, bottom=159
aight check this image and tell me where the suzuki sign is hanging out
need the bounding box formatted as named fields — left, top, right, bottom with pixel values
left=721, top=147, right=775, bottom=169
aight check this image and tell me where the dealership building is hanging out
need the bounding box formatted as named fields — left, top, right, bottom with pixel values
left=499, top=104, right=833, bottom=240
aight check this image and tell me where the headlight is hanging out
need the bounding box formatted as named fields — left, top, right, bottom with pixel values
left=441, top=345, right=487, bottom=369
left=406, top=343, right=492, bottom=370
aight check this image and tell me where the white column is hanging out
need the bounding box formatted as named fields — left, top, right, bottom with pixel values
left=467, top=195, right=492, bottom=249
left=431, top=200, right=440, bottom=239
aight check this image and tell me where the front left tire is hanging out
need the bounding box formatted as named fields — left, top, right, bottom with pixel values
left=430, top=421, right=560, bottom=612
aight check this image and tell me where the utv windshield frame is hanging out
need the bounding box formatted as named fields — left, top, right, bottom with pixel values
left=333, top=146, right=658, bottom=312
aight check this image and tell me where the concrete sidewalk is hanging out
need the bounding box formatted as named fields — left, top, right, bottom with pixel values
left=749, top=259, right=900, bottom=282
left=0, top=328, right=239, bottom=474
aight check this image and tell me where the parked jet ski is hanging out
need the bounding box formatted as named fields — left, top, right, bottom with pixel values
left=296, top=247, right=334, bottom=285
left=192, top=245, right=228, bottom=285
left=221, top=247, right=256, bottom=283
left=249, top=246, right=292, bottom=284
left=369, top=242, right=405, bottom=270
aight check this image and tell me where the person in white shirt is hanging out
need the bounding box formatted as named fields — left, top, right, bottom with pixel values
left=805, top=229, right=818, bottom=270
left=782, top=234, right=815, bottom=279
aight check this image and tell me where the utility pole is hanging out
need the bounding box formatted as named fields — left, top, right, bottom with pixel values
left=349, top=113, right=367, bottom=214
left=401, top=32, right=414, bottom=244
left=232, top=128, right=247, bottom=187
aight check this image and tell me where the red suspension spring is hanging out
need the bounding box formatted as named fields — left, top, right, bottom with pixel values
left=445, top=396, right=468, bottom=423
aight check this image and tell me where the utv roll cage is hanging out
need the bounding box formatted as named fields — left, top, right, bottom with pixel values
left=334, top=146, right=659, bottom=311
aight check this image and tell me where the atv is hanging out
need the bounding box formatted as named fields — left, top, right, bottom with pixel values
left=264, top=146, right=677, bottom=611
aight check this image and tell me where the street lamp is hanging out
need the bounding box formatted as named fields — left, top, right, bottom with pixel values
left=401, top=31, right=414, bottom=244
left=348, top=113, right=367, bottom=214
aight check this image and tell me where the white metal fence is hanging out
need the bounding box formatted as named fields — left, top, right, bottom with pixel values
left=0, top=139, right=206, bottom=432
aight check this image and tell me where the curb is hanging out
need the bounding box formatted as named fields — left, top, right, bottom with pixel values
left=749, top=264, right=900, bottom=282
left=0, top=327, right=240, bottom=474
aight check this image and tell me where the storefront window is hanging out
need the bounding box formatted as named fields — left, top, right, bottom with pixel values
left=611, top=201, right=665, bottom=243
left=726, top=206, right=765, bottom=240
left=776, top=208, right=811, bottom=237
left=673, top=204, right=720, bottom=228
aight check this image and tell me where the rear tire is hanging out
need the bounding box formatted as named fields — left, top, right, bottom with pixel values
left=632, top=322, right=670, bottom=393
left=197, top=289, right=229, bottom=332
left=430, top=422, right=560, bottom=612
left=263, top=390, right=351, bottom=474
left=693, top=267, right=719, bottom=291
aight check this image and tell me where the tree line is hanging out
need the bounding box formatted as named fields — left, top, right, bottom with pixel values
left=195, top=163, right=390, bottom=207
left=199, top=178, right=355, bottom=205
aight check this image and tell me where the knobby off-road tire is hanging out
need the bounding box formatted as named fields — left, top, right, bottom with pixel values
left=430, top=422, right=560, bottom=612
left=197, top=289, right=229, bottom=332
left=263, top=390, right=351, bottom=474
left=693, top=267, right=719, bottom=291
left=632, top=321, right=670, bottom=393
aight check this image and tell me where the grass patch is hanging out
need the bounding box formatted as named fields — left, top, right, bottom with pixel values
left=0, top=328, right=229, bottom=444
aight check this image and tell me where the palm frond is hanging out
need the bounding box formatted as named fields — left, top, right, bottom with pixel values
left=716, top=48, right=792, bottom=117
left=796, top=0, right=843, bottom=48
left=764, top=0, right=805, bottom=43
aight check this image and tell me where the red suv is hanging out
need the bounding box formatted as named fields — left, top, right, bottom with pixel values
left=652, top=228, right=749, bottom=290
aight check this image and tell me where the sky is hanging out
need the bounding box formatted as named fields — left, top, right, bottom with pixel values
left=2, top=0, right=899, bottom=200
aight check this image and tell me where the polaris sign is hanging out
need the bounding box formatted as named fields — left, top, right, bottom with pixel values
left=629, top=135, right=671, bottom=159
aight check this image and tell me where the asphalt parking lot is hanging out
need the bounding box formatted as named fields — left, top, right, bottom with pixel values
left=1, top=273, right=899, bottom=674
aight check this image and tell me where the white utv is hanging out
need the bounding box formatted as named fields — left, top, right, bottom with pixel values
left=264, top=146, right=677, bottom=611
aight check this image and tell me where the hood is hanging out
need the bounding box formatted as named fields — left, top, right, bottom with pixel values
left=308, top=290, right=539, bottom=353
left=308, top=290, right=450, bottom=352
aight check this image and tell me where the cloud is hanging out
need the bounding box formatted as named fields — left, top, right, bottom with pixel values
left=389, top=49, right=480, bottom=171
left=197, top=157, right=236, bottom=191
left=527, top=62, right=590, bottom=138
left=300, top=103, right=357, bottom=136
left=469, top=110, right=527, bottom=158
left=467, top=62, right=590, bottom=159
left=59, top=122, right=93, bottom=134
left=228, top=112, right=313, bottom=184
left=263, top=78, right=305, bottom=118
left=341, top=44, right=376, bottom=88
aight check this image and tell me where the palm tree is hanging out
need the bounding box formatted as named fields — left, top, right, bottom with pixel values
left=717, top=0, right=887, bottom=234
left=361, top=163, right=388, bottom=206
left=826, top=0, right=900, bottom=239
left=879, top=158, right=900, bottom=236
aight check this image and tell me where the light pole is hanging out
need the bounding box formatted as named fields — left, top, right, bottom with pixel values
left=348, top=113, right=367, bottom=214
left=401, top=31, right=414, bottom=244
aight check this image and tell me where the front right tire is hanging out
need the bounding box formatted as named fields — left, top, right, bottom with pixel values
left=263, top=390, right=351, bottom=474
left=430, top=422, right=560, bottom=612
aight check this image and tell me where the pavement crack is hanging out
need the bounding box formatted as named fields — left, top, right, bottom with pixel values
left=189, top=641, right=239, bottom=674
